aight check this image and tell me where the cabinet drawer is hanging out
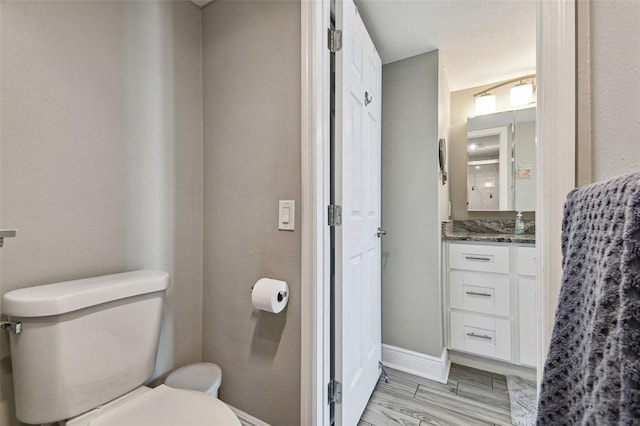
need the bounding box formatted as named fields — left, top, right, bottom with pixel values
left=449, top=271, right=510, bottom=317
left=518, top=246, right=537, bottom=276
left=448, top=244, right=510, bottom=274
left=450, top=311, right=512, bottom=361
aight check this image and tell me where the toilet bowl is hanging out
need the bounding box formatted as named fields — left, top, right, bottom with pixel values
left=1, top=270, right=240, bottom=426
left=66, top=385, right=240, bottom=426
left=165, top=362, right=222, bottom=398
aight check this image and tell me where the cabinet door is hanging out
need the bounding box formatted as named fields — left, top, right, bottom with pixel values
left=517, top=246, right=537, bottom=276
left=518, top=277, right=537, bottom=367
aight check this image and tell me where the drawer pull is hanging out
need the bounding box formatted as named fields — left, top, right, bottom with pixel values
left=466, top=332, right=492, bottom=340
left=464, top=256, right=492, bottom=262
left=465, top=291, right=492, bottom=297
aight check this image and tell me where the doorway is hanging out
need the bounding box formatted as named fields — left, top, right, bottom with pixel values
left=300, top=1, right=576, bottom=424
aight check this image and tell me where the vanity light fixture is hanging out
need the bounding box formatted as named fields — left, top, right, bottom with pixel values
left=475, top=93, right=496, bottom=115
left=510, top=80, right=534, bottom=106
left=473, top=74, right=536, bottom=115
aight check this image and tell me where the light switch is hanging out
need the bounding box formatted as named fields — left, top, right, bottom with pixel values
left=279, top=200, right=295, bottom=231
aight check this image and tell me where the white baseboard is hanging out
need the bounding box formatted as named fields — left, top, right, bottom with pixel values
left=382, top=345, right=450, bottom=384
left=448, top=350, right=537, bottom=382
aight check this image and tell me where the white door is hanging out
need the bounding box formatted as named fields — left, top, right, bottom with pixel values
left=334, top=0, right=382, bottom=424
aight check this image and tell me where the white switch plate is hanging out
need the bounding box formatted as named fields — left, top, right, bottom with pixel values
left=279, top=200, right=295, bottom=231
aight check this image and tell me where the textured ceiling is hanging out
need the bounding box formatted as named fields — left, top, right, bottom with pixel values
left=355, top=0, right=536, bottom=91
left=190, top=0, right=535, bottom=91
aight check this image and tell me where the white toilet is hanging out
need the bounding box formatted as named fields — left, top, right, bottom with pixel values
left=165, top=362, right=222, bottom=398
left=1, top=270, right=241, bottom=426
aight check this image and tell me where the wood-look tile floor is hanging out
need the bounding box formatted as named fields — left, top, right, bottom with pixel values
left=358, top=364, right=512, bottom=426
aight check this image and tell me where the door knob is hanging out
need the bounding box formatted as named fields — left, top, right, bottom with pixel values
left=376, top=227, right=387, bottom=238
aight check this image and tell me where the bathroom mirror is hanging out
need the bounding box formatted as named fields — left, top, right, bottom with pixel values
left=466, top=107, right=536, bottom=211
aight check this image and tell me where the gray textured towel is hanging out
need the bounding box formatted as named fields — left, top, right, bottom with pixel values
left=537, top=172, right=640, bottom=425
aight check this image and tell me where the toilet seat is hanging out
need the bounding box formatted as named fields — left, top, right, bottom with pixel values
left=66, top=385, right=241, bottom=426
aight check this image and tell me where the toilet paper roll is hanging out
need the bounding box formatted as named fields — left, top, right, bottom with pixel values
left=251, top=278, right=289, bottom=313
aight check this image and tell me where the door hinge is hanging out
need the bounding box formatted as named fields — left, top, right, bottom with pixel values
left=328, top=205, right=342, bottom=227
left=328, top=379, right=342, bottom=404
left=328, top=29, right=342, bottom=53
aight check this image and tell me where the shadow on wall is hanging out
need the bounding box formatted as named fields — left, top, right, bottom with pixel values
left=250, top=309, right=288, bottom=364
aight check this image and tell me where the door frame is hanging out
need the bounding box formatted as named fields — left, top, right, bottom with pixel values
left=300, top=0, right=577, bottom=423
left=300, top=0, right=331, bottom=424
left=534, top=0, right=576, bottom=384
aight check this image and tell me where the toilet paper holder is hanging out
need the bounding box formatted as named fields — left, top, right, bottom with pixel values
left=251, top=278, right=288, bottom=314
left=276, top=290, right=287, bottom=302
left=251, top=280, right=287, bottom=301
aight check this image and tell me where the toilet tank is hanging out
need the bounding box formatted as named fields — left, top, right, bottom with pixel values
left=1, top=270, right=170, bottom=425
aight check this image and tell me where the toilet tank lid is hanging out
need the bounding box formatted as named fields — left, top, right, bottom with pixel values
left=2, top=270, right=170, bottom=318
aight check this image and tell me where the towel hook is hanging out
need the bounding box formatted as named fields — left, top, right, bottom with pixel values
left=364, top=91, right=373, bottom=106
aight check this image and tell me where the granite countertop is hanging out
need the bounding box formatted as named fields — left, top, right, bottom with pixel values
left=442, top=219, right=535, bottom=244
left=443, top=231, right=535, bottom=244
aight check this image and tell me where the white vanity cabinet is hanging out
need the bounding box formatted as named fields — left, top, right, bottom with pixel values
left=445, top=241, right=537, bottom=368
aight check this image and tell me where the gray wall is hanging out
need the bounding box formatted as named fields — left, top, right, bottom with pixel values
left=201, top=2, right=301, bottom=425
left=0, top=2, right=203, bottom=424
left=590, top=0, right=640, bottom=181
left=381, top=51, right=444, bottom=357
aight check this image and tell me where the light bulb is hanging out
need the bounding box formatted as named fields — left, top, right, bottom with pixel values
left=475, top=94, right=496, bottom=115
left=510, top=82, right=534, bottom=106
